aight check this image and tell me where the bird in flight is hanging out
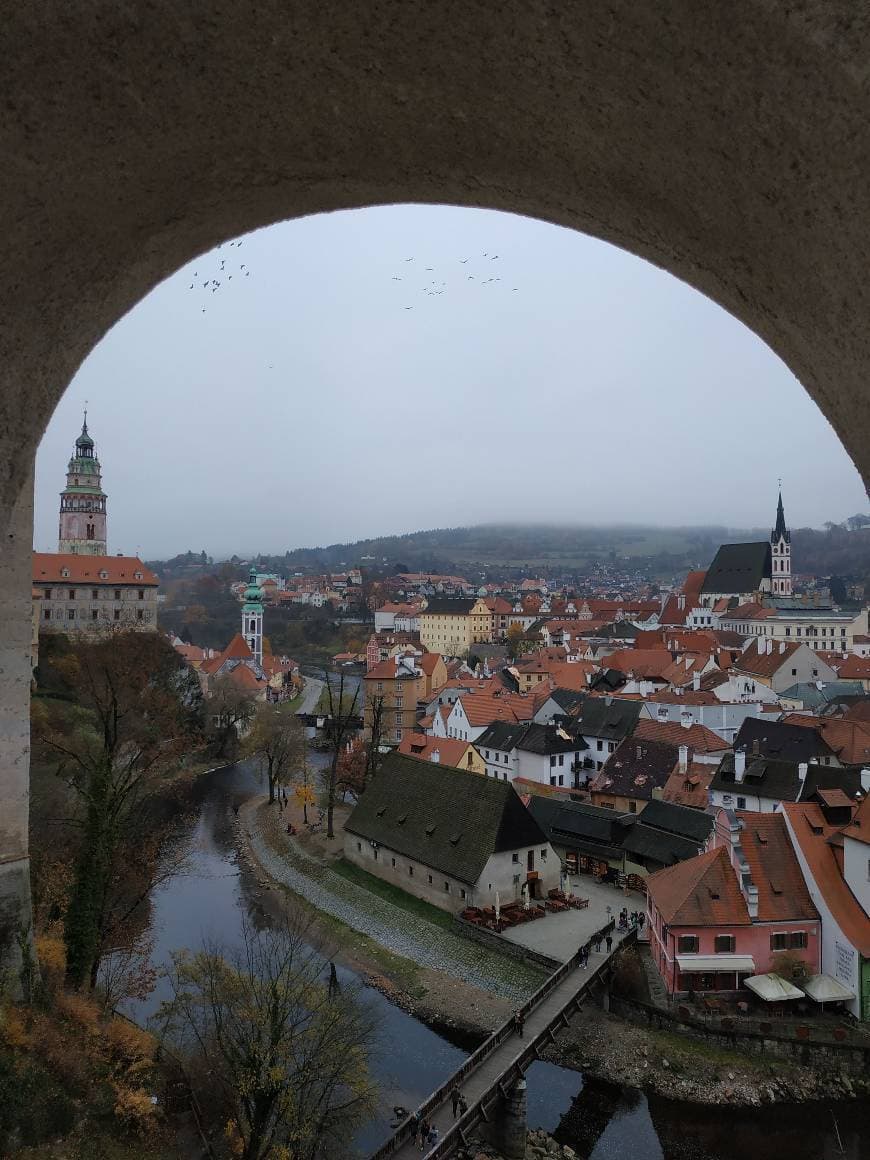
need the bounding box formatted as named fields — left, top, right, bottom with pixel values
left=404, top=306, right=413, bottom=310
left=491, top=255, right=499, bottom=260
left=405, top=257, right=414, bottom=262
left=460, top=258, right=469, bottom=263
left=392, top=276, right=402, bottom=281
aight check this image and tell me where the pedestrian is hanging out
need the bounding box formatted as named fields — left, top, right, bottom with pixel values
left=328, top=960, right=340, bottom=998
left=638, top=912, right=645, bottom=931
left=419, top=1118, right=430, bottom=1151
left=594, top=936, right=602, bottom=953
left=410, top=1110, right=421, bottom=1143
left=451, top=1086, right=461, bottom=1118
left=428, top=1124, right=439, bottom=1146
left=605, top=904, right=612, bottom=920
left=458, top=1095, right=468, bottom=1118
left=605, top=933, right=613, bottom=953
left=515, top=1009, right=525, bottom=1038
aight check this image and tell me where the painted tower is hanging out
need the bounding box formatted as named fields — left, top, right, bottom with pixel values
left=770, top=488, right=792, bottom=597
left=58, top=412, right=108, bottom=555
left=242, top=568, right=264, bottom=664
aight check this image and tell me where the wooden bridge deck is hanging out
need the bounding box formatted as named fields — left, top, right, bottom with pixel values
left=371, top=921, right=630, bottom=1160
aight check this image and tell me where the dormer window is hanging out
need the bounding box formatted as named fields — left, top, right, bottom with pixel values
left=99, top=570, right=108, bottom=579
left=134, top=571, right=142, bottom=580
left=61, top=568, right=70, bottom=578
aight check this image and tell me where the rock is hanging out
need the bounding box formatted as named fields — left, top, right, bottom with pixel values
left=662, top=1059, right=670, bottom=1069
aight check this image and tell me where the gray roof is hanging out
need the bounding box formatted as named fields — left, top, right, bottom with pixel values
left=710, top=753, right=862, bottom=803
left=593, top=737, right=678, bottom=801
left=576, top=697, right=642, bottom=741
left=516, top=723, right=587, bottom=756
left=476, top=721, right=531, bottom=753
left=620, top=825, right=702, bottom=867
left=734, top=717, right=835, bottom=763
left=345, top=752, right=547, bottom=885
left=422, top=597, right=477, bottom=615
left=700, top=542, right=771, bottom=595
left=780, top=681, right=866, bottom=709
left=528, top=796, right=628, bottom=859
left=637, top=798, right=714, bottom=844
left=548, top=687, right=587, bottom=714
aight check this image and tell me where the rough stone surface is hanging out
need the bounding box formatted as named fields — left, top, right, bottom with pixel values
left=242, top=799, right=542, bottom=1003
left=0, top=482, right=35, bottom=979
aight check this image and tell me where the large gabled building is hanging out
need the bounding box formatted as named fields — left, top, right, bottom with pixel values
left=33, top=552, right=159, bottom=635
left=343, top=752, right=559, bottom=910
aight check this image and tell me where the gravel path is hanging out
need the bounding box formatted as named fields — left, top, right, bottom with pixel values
left=242, top=800, right=543, bottom=1003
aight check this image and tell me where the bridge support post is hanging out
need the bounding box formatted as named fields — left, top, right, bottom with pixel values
left=493, top=1076, right=527, bottom=1159
left=0, top=477, right=35, bottom=995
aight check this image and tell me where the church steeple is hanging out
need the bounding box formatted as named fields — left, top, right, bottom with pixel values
left=770, top=486, right=791, bottom=597
left=58, top=410, right=108, bottom=555
left=241, top=568, right=264, bottom=664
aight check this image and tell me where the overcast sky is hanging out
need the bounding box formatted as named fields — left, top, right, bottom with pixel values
left=34, top=204, right=868, bottom=559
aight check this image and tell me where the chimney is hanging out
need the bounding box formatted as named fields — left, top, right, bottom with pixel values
left=745, top=881, right=759, bottom=919
left=693, top=671, right=701, bottom=692
left=757, top=636, right=766, bottom=655
left=767, top=638, right=773, bottom=654
left=430, top=748, right=440, bottom=763
left=680, top=712, right=693, bottom=729
left=752, top=737, right=760, bottom=757
left=678, top=744, right=689, bottom=773
left=861, top=769, right=870, bottom=795
left=779, top=641, right=786, bottom=654
left=798, top=761, right=808, bottom=782
left=734, top=748, right=747, bottom=782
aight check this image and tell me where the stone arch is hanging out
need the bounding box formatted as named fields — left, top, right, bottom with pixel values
left=2, top=1, right=870, bottom=971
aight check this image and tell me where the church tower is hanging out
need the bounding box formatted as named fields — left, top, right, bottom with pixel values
left=58, top=412, right=108, bottom=555
left=770, top=488, right=792, bottom=597
left=241, top=568, right=264, bottom=664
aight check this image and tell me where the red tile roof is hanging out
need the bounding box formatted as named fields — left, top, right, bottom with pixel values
left=733, top=640, right=800, bottom=678
left=781, top=803, right=870, bottom=955
left=661, top=762, right=714, bottom=809
left=647, top=847, right=752, bottom=926
left=635, top=717, right=729, bottom=754
left=733, top=812, right=818, bottom=923
left=842, top=793, right=870, bottom=847
left=32, top=552, right=158, bottom=585
left=397, top=734, right=475, bottom=768
left=836, top=655, right=870, bottom=681
left=603, top=649, right=675, bottom=679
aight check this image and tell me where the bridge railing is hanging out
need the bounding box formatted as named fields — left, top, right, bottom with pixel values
left=368, top=917, right=617, bottom=1160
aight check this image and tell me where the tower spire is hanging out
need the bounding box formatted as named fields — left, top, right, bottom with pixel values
left=58, top=410, right=107, bottom=555
left=770, top=484, right=791, bottom=597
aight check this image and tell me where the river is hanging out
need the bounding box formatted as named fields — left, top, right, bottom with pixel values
left=127, top=761, right=870, bottom=1160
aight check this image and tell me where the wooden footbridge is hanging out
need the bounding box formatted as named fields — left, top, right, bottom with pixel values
left=370, top=921, right=631, bottom=1160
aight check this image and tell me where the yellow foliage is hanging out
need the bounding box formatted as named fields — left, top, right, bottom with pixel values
left=104, top=1016, right=156, bottom=1066
left=0, top=1005, right=31, bottom=1049
left=112, top=1083, right=159, bottom=1135
left=55, top=989, right=102, bottom=1036
left=35, top=933, right=66, bottom=979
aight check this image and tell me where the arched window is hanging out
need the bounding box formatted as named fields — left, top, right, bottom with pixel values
left=86, top=523, right=95, bottom=539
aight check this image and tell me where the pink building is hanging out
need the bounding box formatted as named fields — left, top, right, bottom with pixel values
left=646, top=809, right=820, bottom=995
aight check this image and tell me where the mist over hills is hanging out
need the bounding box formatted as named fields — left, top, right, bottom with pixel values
left=150, top=521, right=870, bottom=587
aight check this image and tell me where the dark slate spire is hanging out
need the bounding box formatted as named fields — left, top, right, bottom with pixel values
left=772, top=489, right=790, bottom=543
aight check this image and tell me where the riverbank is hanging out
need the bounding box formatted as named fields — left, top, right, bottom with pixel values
left=540, top=1002, right=870, bottom=1106
left=234, top=795, right=540, bottom=1037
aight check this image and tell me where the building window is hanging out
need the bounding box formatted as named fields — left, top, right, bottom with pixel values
left=558, top=754, right=564, bottom=766
left=91, top=610, right=98, bottom=620
left=68, top=589, right=76, bottom=600
left=512, top=874, right=520, bottom=885
left=715, top=935, right=735, bottom=953
left=408, top=866, right=414, bottom=877
left=789, top=931, right=808, bottom=949
left=737, top=796, right=746, bottom=810
left=540, top=849, right=547, bottom=860
left=92, top=589, right=99, bottom=599
left=137, top=609, right=144, bottom=621
left=44, top=589, right=51, bottom=599
left=114, top=589, right=121, bottom=600
left=596, top=740, right=603, bottom=751
left=629, top=800, right=637, bottom=813
left=391, top=857, right=396, bottom=867
left=114, top=609, right=120, bottom=621
left=443, top=882, right=450, bottom=892
left=67, top=609, right=75, bottom=620
left=550, top=776, right=557, bottom=786
left=43, top=609, right=51, bottom=620
left=357, top=842, right=361, bottom=851
left=138, top=589, right=144, bottom=600
left=558, top=775, right=564, bottom=786
left=550, top=755, right=557, bottom=767
left=770, top=933, right=788, bottom=951
left=678, top=935, right=699, bottom=954
left=460, top=889, right=466, bottom=900
left=428, top=874, right=433, bottom=884
left=512, top=852, right=519, bottom=863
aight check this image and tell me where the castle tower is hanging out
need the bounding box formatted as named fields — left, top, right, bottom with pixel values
left=58, top=411, right=108, bottom=555
left=770, top=488, right=792, bottom=597
left=242, top=567, right=264, bottom=664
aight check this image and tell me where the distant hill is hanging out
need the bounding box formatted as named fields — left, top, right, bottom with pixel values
left=228, top=522, right=870, bottom=587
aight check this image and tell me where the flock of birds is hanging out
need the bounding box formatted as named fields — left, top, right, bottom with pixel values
left=391, top=253, right=518, bottom=309
left=189, top=240, right=250, bottom=312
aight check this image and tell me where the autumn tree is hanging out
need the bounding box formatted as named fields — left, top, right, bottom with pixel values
left=322, top=670, right=360, bottom=839
left=33, top=630, right=203, bottom=990
left=244, top=707, right=306, bottom=803
left=364, top=692, right=386, bottom=788
left=206, top=674, right=258, bottom=760
left=335, top=738, right=367, bottom=801
left=158, top=917, right=377, bottom=1160
left=506, top=622, right=527, bottom=660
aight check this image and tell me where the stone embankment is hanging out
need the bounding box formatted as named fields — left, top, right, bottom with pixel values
left=465, top=1129, right=578, bottom=1160
left=541, top=1004, right=870, bottom=1106
left=233, top=797, right=543, bottom=1033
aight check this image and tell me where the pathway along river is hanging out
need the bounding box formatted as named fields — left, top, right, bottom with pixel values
left=127, top=762, right=870, bottom=1160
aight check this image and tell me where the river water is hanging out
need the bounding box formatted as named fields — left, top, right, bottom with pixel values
left=127, top=762, right=870, bottom=1160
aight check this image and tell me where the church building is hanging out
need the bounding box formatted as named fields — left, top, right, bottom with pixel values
left=699, top=491, right=790, bottom=607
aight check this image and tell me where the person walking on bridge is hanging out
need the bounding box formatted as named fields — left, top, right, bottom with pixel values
left=451, top=1086, right=461, bottom=1118
left=605, top=933, right=613, bottom=953
left=515, top=1009, right=525, bottom=1038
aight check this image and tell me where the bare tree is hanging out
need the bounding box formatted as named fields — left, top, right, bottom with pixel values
left=322, top=670, right=360, bottom=839
left=157, top=916, right=377, bottom=1160
left=207, top=674, right=257, bottom=760
left=245, top=707, right=306, bottom=802
left=364, top=692, right=386, bottom=789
